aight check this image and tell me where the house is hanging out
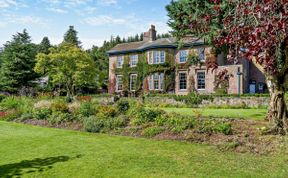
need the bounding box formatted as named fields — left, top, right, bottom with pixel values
left=107, top=25, right=266, bottom=95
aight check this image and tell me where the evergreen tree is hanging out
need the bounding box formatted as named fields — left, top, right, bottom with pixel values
left=63, top=26, right=81, bottom=47
left=0, top=29, right=38, bottom=92
left=38, top=37, right=52, bottom=54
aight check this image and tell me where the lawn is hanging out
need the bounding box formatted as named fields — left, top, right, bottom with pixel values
left=162, top=108, right=267, bottom=120
left=1, top=121, right=288, bottom=178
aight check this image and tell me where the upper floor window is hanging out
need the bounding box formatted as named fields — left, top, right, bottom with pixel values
left=179, top=72, right=187, bottom=90
left=148, top=51, right=165, bottom=64
left=149, top=73, right=164, bottom=90
left=130, top=55, right=138, bottom=67
left=197, top=71, right=205, bottom=90
left=116, top=75, right=123, bottom=91
left=198, top=48, right=205, bottom=61
left=116, top=56, right=124, bottom=68
left=179, top=50, right=188, bottom=63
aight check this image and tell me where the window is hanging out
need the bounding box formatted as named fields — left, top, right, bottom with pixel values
left=179, top=50, right=188, bottom=63
left=148, top=51, right=165, bottom=64
left=130, top=74, right=137, bottom=91
left=149, top=73, right=164, bottom=90
left=130, top=55, right=138, bottom=67
left=198, top=48, right=205, bottom=61
left=179, top=72, right=187, bottom=90
left=197, top=72, right=205, bottom=90
left=116, top=56, right=124, bottom=68
left=116, top=75, right=123, bottom=91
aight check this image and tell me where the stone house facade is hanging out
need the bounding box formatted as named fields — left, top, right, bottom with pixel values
left=107, top=25, right=266, bottom=95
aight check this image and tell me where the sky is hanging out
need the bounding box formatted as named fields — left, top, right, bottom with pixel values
left=0, top=0, right=172, bottom=49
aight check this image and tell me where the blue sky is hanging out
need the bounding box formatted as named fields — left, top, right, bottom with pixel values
left=0, top=0, right=172, bottom=49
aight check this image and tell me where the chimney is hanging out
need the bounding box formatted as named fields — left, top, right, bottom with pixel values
left=143, top=25, right=157, bottom=42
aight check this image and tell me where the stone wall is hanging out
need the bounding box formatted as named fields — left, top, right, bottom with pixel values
left=201, top=97, right=269, bottom=108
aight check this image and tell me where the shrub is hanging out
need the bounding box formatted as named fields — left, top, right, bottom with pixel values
left=141, top=127, right=164, bottom=138
left=34, top=100, right=52, bottom=109
left=48, top=112, right=72, bottom=125
left=0, top=96, right=20, bottom=110
left=173, top=92, right=213, bottom=106
left=165, top=113, right=196, bottom=132
left=215, top=122, right=232, bottom=135
left=84, top=116, right=105, bottom=133
left=79, top=102, right=96, bottom=117
left=68, top=102, right=80, bottom=113
left=111, top=115, right=128, bottom=129
left=0, top=94, right=7, bottom=102
left=51, top=100, right=69, bottom=113
left=97, top=105, right=117, bottom=117
left=131, top=108, right=164, bottom=126
left=76, top=96, right=92, bottom=102
left=155, top=115, right=166, bottom=126
left=116, top=99, right=130, bottom=113
left=32, top=108, right=52, bottom=120
left=196, top=119, right=232, bottom=135
left=19, top=113, right=33, bottom=121
left=0, top=110, right=21, bottom=121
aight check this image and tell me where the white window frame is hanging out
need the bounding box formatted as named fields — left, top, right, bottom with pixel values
left=129, top=55, right=138, bottom=67
left=129, top=74, right=137, bottom=91
left=148, top=51, right=165, bottom=64
left=198, top=48, right=205, bottom=62
left=179, top=50, right=188, bottom=63
left=148, top=73, right=164, bottom=91
left=197, top=71, right=206, bottom=90
left=179, top=71, right=187, bottom=91
left=116, top=56, right=124, bottom=68
left=116, top=75, right=123, bottom=92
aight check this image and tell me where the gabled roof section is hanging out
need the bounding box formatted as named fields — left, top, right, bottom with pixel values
left=107, top=37, right=205, bottom=55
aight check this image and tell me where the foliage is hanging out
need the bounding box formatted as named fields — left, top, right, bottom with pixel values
left=116, top=99, right=130, bottom=113
left=173, top=92, right=213, bottom=106
left=0, top=94, right=6, bottom=102
left=63, top=26, right=81, bottom=47
left=97, top=105, right=117, bottom=117
left=196, top=119, right=232, bottom=135
left=0, top=29, right=38, bottom=92
left=38, top=37, right=52, bottom=54
left=32, top=108, right=52, bottom=120
left=141, top=127, right=165, bottom=138
left=84, top=116, right=106, bottom=133
left=34, top=43, right=97, bottom=96
left=51, top=100, right=69, bottom=113
left=131, top=107, right=164, bottom=126
left=78, top=102, right=95, bottom=117
left=48, top=112, right=72, bottom=125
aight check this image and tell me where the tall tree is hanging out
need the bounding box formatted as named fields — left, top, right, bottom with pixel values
left=0, top=29, right=38, bottom=92
left=63, top=26, right=81, bottom=47
left=167, top=0, right=288, bottom=134
left=34, top=43, right=96, bottom=96
left=38, top=37, right=52, bottom=54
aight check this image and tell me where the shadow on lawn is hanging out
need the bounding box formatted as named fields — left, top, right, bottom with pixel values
left=0, top=154, right=82, bottom=178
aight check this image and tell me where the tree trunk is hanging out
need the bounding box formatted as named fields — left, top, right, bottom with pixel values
left=266, top=77, right=288, bottom=135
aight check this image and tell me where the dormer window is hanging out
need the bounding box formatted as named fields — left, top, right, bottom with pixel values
left=179, top=50, right=188, bottom=63
left=148, top=51, right=165, bottom=64
left=130, top=55, right=138, bottom=67
left=116, top=56, right=124, bottom=68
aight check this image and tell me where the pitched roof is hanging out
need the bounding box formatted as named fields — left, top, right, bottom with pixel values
left=107, top=37, right=204, bottom=55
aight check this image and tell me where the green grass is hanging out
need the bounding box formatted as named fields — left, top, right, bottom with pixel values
left=162, top=108, right=267, bottom=120
left=0, top=122, right=288, bottom=177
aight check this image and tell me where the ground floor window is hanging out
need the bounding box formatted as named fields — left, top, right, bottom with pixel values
left=149, top=73, right=164, bottom=90
left=130, top=74, right=137, bottom=91
left=116, top=75, right=123, bottom=91
left=179, top=72, right=187, bottom=90
left=197, top=71, right=205, bottom=90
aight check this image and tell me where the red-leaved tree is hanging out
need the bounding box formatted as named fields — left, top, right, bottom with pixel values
left=167, top=0, right=288, bottom=134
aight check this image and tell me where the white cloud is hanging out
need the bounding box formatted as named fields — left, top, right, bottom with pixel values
left=0, top=0, right=17, bottom=8
left=98, top=0, right=117, bottom=6
left=46, top=7, right=67, bottom=13
left=84, top=15, right=128, bottom=26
